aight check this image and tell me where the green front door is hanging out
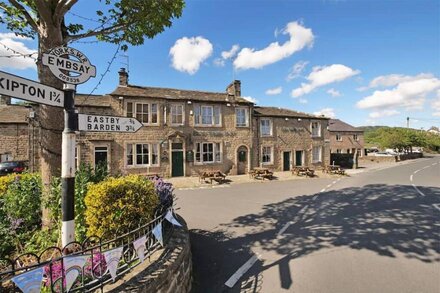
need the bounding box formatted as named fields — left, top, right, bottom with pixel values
left=172, top=151, right=184, bottom=177
left=295, top=151, right=303, bottom=166
left=283, top=152, right=291, bottom=171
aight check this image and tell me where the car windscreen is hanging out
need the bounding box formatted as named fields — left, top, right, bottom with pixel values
left=0, top=162, right=17, bottom=168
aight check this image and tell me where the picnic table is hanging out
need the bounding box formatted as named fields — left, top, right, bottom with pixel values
left=324, top=165, right=346, bottom=175
left=199, top=170, right=227, bottom=184
left=145, top=173, right=161, bottom=180
left=292, top=167, right=315, bottom=177
left=250, top=167, right=274, bottom=180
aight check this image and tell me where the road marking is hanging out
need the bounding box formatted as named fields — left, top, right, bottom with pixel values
left=411, top=184, right=425, bottom=196
left=332, top=181, right=337, bottom=184
left=433, top=204, right=440, bottom=212
left=432, top=163, right=438, bottom=166
left=320, top=188, right=326, bottom=193
left=414, top=170, right=420, bottom=174
left=326, top=184, right=332, bottom=188
left=410, top=175, right=413, bottom=182
left=225, top=253, right=261, bottom=288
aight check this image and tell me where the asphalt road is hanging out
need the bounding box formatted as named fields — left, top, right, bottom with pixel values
left=176, top=156, right=440, bottom=293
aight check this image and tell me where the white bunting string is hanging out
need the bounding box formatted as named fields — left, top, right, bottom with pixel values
left=103, top=247, right=124, bottom=282
left=64, top=255, right=90, bottom=292
left=152, top=222, right=164, bottom=247
left=133, top=235, right=147, bottom=263
left=165, top=210, right=182, bottom=227
left=10, top=267, right=44, bottom=293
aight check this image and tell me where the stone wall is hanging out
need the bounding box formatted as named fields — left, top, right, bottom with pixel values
left=0, top=124, right=29, bottom=162
left=106, top=216, right=192, bottom=293
left=360, top=155, right=397, bottom=164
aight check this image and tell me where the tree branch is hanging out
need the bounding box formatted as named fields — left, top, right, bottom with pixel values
left=65, top=23, right=126, bottom=42
left=33, top=0, right=52, bottom=26
left=54, top=0, right=78, bottom=24
left=7, top=0, right=38, bottom=32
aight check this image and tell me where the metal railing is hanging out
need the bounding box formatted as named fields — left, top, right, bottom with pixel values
left=0, top=205, right=175, bottom=292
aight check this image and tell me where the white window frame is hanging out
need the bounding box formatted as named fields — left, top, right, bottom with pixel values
left=194, top=104, right=222, bottom=127
left=260, top=118, right=273, bottom=137
left=336, top=149, right=342, bottom=154
left=93, top=145, right=110, bottom=171
left=0, top=153, right=13, bottom=162
left=312, top=146, right=322, bottom=163
left=171, top=104, right=185, bottom=125
left=126, top=143, right=160, bottom=168
left=261, top=146, right=273, bottom=165
left=194, top=142, right=222, bottom=164
left=311, top=121, right=321, bottom=137
left=126, top=101, right=159, bottom=125
left=336, top=133, right=342, bottom=141
left=353, top=134, right=359, bottom=141
left=235, top=107, right=249, bottom=127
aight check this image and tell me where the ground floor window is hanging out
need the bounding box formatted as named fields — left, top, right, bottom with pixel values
left=261, top=146, right=273, bottom=164
left=0, top=153, right=12, bottom=162
left=312, top=146, right=322, bottom=163
left=336, top=149, right=341, bottom=154
left=126, top=143, right=160, bottom=167
left=94, top=146, right=108, bottom=169
left=195, top=142, right=222, bottom=164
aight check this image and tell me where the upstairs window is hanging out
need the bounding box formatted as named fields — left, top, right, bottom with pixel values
left=236, top=108, right=249, bottom=127
left=194, top=105, right=221, bottom=126
left=311, top=122, right=321, bottom=137
left=353, top=134, right=359, bottom=141
left=336, top=133, right=342, bottom=141
left=260, top=119, right=272, bottom=136
left=126, top=102, right=158, bottom=124
left=171, top=104, right=184, bottom=125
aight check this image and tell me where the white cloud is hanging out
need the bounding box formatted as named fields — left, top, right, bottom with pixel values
left=286, top=60, right=309, bottom=81
left=314, top=107, right=335, bottom=118
left=0, top=33, right=36, bottom=70
left=432, top=90, right=440, bottom=116
left=243, top=96, right=258, bottom=104
left=327, top=88, right=341, bottom=97
left=356, top=76, right=440, bottom=110
left=233, top=21, right=314, bottom=70
left=357, top=73, right=434, bottom=91
left=170, top=36, right=213, bottom=74
left=368, top=109, right=400, bottom=118
left=298, top=98, right=308, bottom=104
left=265, top=86, right=282, bottom=95
left=291, top=64, right=360, bottom=98
left=213, top=58, right=225, bottom=67
left=221, top=44, right=240, bottom=60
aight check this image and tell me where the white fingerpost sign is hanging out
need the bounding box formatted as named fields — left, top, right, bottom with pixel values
left=42, top=46, right=96, bottom=84
left=0, top=70, right=64, bottom=107
left=77, top=114, right=143, bottom=132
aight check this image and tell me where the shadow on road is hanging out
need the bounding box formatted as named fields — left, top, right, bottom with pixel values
left=190, top=184, right=440, bottom=293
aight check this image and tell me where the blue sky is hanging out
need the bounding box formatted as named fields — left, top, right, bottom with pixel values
left=0, top=0, right=439, bottom=129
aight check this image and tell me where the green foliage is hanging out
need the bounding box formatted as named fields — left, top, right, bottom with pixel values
left=364, top=127, right=440, bottom=153
left=0, top=173, right=42, bottom=257
left=85, top=175, right=159, bottom=240
left=0, top=1, right=185, bottom=49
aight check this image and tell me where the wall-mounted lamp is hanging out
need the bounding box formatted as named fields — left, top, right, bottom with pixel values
left=227, top=103, right=231, bottom=107
left=297, top=118, right=302, bottom=121
left=285, top=118, right=289, bottom=121
left=187, top=101, right=192, bottom=104
left=189, top=110, right=194, bottom=116
left=118, top=96, right=124, bottom=100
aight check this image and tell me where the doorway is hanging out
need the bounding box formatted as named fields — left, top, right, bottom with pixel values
left=283, top=151, right=291, bottom=171
left=171, top=143, right=184, bottom=177
left=237, top=146, right=248, bottom=175
left=295, top=150, right=303, bottom=166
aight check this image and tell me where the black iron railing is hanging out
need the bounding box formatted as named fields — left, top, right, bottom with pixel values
left=0, top=205, right=175, bottom=292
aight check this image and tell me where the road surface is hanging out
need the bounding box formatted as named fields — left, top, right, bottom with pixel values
left=176, top=156, right=440, bottom=293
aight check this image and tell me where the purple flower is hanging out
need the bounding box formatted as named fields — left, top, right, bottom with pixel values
left=151, top=177, right=174, bottom=207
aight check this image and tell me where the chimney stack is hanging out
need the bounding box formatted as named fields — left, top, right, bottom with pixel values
left=118, top=68, right=128, bottom=86
left=226, top=80, right=241, bottom=98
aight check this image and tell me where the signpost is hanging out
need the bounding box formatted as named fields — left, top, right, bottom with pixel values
left=78, top=114, right=142, bottom=132
left=0, top=71, right=64, bottom=107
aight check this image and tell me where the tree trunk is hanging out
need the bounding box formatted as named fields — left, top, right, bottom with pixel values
left=37, top=26, right=65, bottom=227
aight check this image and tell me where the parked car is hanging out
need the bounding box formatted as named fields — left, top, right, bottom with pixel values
left=0, top=161, right=28, bottom=176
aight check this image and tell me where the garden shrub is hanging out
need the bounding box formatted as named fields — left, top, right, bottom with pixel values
left=85, top=175, right=159, bottom=240
left=0, top=173, right=15, bottom=196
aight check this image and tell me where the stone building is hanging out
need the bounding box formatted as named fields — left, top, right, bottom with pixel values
left=0, top=69, right=331, bottom=177
left=253, top=107, right=330, bottom=171
left=328, top=118, right=364, bottom=156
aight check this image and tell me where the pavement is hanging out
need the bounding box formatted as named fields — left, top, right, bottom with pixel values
left=175, top=155, right=440, bottom=293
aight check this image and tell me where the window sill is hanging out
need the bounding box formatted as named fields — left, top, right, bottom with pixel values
left=126, top=165, right=160, bottom=169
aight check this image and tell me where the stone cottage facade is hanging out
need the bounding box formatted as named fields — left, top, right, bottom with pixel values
left=0, top=69, right=332, bottom=176
left=328, top=119, right=364, bottom=156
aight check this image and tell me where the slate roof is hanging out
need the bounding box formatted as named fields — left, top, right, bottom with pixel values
left=328, top=119, right=363, bottom=132
left=0, top=105, right=30, bottom=124
left=110, top=85, right=253, bottom=104
left=254, top=106, right=328, bottom=119
left=75, top=94, right=111, bottom=108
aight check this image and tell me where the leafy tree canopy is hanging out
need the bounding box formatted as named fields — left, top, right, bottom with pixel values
left=0, top=0, right=185, bottom=50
